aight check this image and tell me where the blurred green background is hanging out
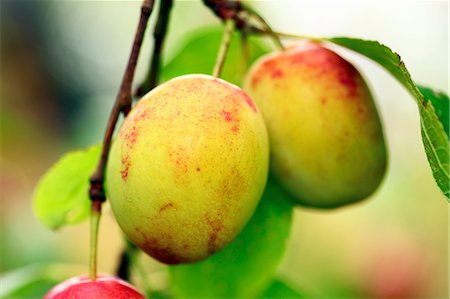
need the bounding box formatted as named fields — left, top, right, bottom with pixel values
left=0, top=1, right=448, bottom=298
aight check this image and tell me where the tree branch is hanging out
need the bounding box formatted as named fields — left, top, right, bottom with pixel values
left=135, top=0, right=174, bottom=97
left=89, top=0, right=155, bottom=203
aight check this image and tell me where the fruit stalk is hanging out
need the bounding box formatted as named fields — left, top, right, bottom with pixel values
left=241, top=4, right=284, bottom=50
left=239, top=26, right=249, bottom=76
left=136, top=0, right=174, bottom=97
left=213, top=18, right=235, bottom=78
left=89, top=200, right=102, bottom=280
left=248, top=27, right=323, bottom=42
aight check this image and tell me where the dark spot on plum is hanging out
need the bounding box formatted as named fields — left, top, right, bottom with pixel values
left=205, top=216, right=224, bottom=254
left=221, top=110, right=233, bottom=122
left=134, top=109, right=150, bottom=122
left=135, top=227, right=182, bottom=264
left=271, top=69, right=284, bottom=78
left=217, top=168, right=246, bottom=201
left=159, top=202, right=175, bottom=213
left=126, top=129, right=138, bottom=145
left=337, top=68, right=358, bottom=97
left=196, top=167, right=201, bottom=172
left=142, top=237, right=181, bottom=265
left=220, top=110, right=240, bottom=133
left=120, top=155, right=131, bottom=181
left=251, top=72, right=262, bottom=87
left=170, top=145, right=190, bottom=174
left=358, top=107, right=365, bottom=114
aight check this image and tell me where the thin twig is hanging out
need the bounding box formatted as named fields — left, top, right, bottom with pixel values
left=135, top=0, right=174, bottom=97
left=88, top=0, right=154, bottom=280
left=239, top=16, right=249, bottom=77
left=242, top=4, right=284, bottom=50
left=249, top=27, right=323, bottom=42
left=213, top=19, right=235, bottom=78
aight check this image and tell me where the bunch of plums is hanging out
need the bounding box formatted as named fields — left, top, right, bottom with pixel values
left=46, top=42, right=386, bottom=297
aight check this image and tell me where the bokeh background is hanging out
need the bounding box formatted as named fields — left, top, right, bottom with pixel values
left=1, top=1, right=448, bottom=298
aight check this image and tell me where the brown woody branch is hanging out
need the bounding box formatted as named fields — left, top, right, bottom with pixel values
left=89, top=0, right=155, bottom=204
left=135, top=0, right=174, bottom=97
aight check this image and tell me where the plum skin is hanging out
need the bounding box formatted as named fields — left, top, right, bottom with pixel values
left=244, top=43, right=387, bottom=208
left=106, top=74, right=269, bottom=264
left=44, top=275, right=145, bottom=299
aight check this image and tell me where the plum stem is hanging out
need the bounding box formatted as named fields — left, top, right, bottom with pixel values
left=135, top=0, right=174, bottom=97
left=213, top=18, right=235, bottom=78
left=249, top=28, right=323, bottom=43
left=88, top=0, right=155, bottom=280
left=241, top=4, right=284, bottom=51
left=240, top=22, right=249, bottom=77
left=89, top=201, right=102, bottom=280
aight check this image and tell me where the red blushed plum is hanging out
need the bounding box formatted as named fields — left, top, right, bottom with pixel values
left=244, top=42, right=387, bottom=208
left=44, top=275, right=145, bottom=299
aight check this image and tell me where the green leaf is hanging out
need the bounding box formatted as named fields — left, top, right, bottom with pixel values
left=3, top=280, right=56, bottom=299
left=33, top=145, right=101, bottom=229
left=0, top=263, right=84, bottom=299
left=169, top=178, right=294, bottom=299
left=327, top=37, right=449, bottom=200
left=417, top=85, right=449, bottom=138
left=161, top=27, right=270, bottom=86
left=259, top=280, right=305, bottom=299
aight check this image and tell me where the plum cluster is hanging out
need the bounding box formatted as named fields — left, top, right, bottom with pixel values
left=106, top=43, right=386, bottom=264
left=45, top=43, right=386, bottom=298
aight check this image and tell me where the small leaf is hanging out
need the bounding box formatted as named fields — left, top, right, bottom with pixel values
left=259, top=280, right=305, bottom=299
left=161, top=27, right=270, bottom=86
left=169, top=178, right=294, bottom=299
left=33, top=145, right=101, bottom=229
left=327, top=37, right=449, bottom=200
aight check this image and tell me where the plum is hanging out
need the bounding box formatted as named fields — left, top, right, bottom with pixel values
left=244, top=43, right=387, bottom=208
left=106, top=74, right=269, bottom=264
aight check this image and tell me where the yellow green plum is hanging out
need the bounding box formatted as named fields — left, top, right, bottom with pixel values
left=244, top=43, right=387, bottom=208
left=106, top=74, right=269, bottom=264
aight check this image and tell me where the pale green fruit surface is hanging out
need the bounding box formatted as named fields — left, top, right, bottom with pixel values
left=244, top=43, right=387, bottom=208
left=106, top=74, right=269, bottom=264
